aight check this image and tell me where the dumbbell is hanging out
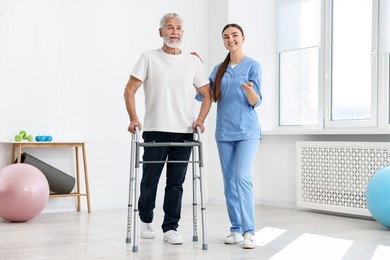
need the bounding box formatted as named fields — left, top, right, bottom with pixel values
left=35, top=136, right=53, bottom=142
left=15, top=130, right=33, bottom=142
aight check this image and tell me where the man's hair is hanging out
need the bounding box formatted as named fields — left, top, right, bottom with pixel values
left=159, top=13, right=183, bottom=29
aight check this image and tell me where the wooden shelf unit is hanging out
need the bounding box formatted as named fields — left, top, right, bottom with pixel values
left=6, top=141, right=91, bottom=213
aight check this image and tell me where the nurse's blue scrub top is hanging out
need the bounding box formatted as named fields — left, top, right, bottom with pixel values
left=209, top=57, right=262, bottom=142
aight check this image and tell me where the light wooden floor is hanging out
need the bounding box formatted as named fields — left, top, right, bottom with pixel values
left=1, top=204, right=390, bottom=260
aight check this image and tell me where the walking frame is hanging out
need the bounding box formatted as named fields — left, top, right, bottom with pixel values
left=125, top=125, right=208, bottom=252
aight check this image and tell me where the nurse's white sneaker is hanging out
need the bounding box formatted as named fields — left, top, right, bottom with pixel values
left=242, top=232, right=256, bottom=249
left=140, top=221, right=155, bottom=239
left=224, top=232, right=243, bottom=244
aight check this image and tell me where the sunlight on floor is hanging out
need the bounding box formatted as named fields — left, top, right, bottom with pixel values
left=255, top=227, right=287, bottom=246
left=371, top=245, right=390, bottom=260
left=268, top=233, right=353, bottom=260
left=253, top=225, right=390, bottom=259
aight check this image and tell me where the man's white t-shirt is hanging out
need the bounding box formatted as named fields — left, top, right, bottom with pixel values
left=131, top=48, right=209, bottom=133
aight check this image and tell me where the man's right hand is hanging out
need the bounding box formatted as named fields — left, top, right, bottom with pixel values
left=128, top=121, right=142, bottom=134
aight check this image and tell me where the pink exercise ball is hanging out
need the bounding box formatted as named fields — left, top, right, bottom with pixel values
left=0, top=163, right=49, bottom=222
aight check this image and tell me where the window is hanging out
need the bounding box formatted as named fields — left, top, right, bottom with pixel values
left=383, top=52, right=390, bottom=124
left=379, top=1, right=390, bottom=125
left=277, top=0, right=380, bottom=130
left=277, top=0, right=320, bottom=127
left=279, top=47, right=319, bottom=126
left=328, top=0, right=376, bottom=125
left=388, top=53, right=390, bottom=123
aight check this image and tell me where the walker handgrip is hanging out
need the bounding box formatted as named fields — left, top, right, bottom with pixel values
left=195, top=125, right=202, bottom=142
left=134, top=125, right=140, bottom=134
left=134, top=125, right=141, bottom=141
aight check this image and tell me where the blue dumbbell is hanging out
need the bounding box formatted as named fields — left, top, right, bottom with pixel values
left=35, top=135, right=53, bottom=142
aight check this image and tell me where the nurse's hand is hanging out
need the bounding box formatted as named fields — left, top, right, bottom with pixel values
left=241, top=82, right=253, bottom=90
left=241, top=82, right=259, bottom=106
left=191, top=52, right=203, bottom=63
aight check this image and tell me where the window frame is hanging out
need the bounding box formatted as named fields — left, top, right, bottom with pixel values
left=324, top=0, right=378, bottom=129
left=385, top=53, right=390, bottom=127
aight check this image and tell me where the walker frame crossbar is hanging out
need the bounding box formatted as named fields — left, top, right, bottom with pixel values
left=125, top=126, right=208, bottom=252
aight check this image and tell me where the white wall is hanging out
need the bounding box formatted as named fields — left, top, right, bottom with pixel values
left=1, top=0, right=285, bottom=212
left=0, top=0, right=210, bottom=211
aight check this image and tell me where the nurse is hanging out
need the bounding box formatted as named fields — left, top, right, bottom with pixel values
left=209, top=23, right=262, bottom=249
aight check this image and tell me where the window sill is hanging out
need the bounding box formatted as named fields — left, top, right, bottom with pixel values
left=263, top=128, right=390, bottom=136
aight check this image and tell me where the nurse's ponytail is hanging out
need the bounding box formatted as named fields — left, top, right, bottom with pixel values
left=213, top=53, right=230, bottom=102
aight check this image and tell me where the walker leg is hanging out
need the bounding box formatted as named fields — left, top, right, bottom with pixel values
left=198, top=141, right=208, bottom=250
left=199, top=167, right=208, bottom=250
left=192, top=146, right=199, bottom=242
left=126, top=131, right=141, bottom=252
left=132, top=168, right=140, bottom=252
left=126, top=136, right=136, bottom=244
left=132, top=141, right=140, bottom=252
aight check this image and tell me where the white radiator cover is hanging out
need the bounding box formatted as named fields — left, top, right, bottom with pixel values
left=296, top=141, right=390, bottom=217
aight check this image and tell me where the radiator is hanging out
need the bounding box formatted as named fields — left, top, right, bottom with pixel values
left=296, top=141, right=390, bottom=217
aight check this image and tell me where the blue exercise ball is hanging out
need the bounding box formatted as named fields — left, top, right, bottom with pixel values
left=366, top=166, right=390, bottom=228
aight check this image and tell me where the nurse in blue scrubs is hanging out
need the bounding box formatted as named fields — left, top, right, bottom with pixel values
left=209, top=23, right=262, bottom=249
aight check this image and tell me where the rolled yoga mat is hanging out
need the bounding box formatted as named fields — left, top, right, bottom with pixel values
left=17, top=152, right=76, bottom=194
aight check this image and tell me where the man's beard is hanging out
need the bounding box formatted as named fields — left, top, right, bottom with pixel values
left=163, top=35, right=182, bottom=48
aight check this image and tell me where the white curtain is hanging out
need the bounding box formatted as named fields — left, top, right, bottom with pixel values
left=379, top=0, right=390, bottom=53
left=277, top=0, right=320, bottom=52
